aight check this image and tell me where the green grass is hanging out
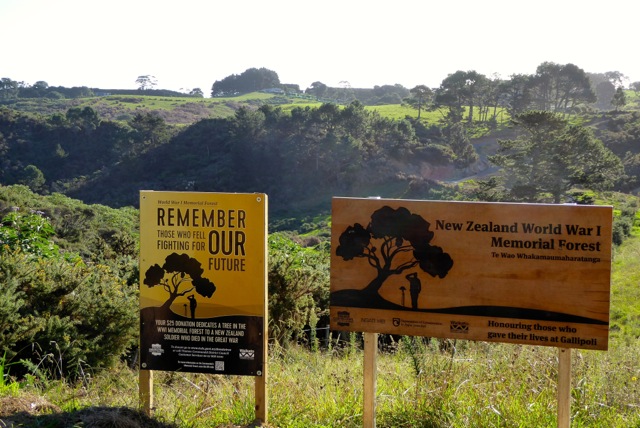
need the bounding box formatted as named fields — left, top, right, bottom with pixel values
left=610, top=235, right=640, bottom=339
left=0, top=353, right=20, bottom=396
left=3, top=336, right=637, bottom=427
left=3, top=91, right=517, bottom=128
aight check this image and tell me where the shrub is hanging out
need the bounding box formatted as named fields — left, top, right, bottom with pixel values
left=0, top=208, right=138, bottom=380
left=0, top=210, right=59, bottom=258
left=0, top=251, right=138, bottom=380
left=267, top=233, right=329, bottom=346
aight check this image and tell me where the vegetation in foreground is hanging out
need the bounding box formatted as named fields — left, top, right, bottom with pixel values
left=1, top=234, right=639, bottom=428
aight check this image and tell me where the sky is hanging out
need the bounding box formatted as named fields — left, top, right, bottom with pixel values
left=2, top=0, right=640, bottom=96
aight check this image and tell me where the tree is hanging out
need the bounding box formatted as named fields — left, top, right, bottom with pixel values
left=189, top=87, right=204, bottom=97
left=500, top=74, right=532, bottom=116
left=528, top=62, right=596, bottom=113
left=605, top=71, right=627, bottom=88
left=16, top=80, right=49, bottom=98
left=129, top=112, right=171, bottom=152
left=66, top=106, right=100, bottom=132
left=446, top=123, right=478, bottom=168
left=143, top=252, right=216, bottom=311
left=404, top=85, right=433, bottom=119
left=489, top=111, right=624, bottom=203
left=335, top=206, right=453, bottom=299
left=435, top=70, right=488, bottom=124
left=306, top=81, right=328, bottom=98
left=136, top=75, right=157, bottom=90
left=267, top=233, right=329, bottom=345
left=0, top=78, right=19, bottom=100
left=594, top=80, right=616, bottom=110
left=18, top=164, right=46, bottom=191
left=211, top=67, right=280, bottom=97
left=241, top=67, right=280, bottom=91
left=434, top=71, right=468, bottom=123
left=611, top=87, right=627, bottom=111
left=478, top=73, right=504, bottom=124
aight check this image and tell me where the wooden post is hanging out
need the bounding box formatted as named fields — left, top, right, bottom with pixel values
left=254, top=209, right=269, bottom=425
left=255, top=323, right=268, bottom=425
left=363, top=332, right=378, bottom=428
left=557, top=348, right=572, bottom=428
left=255, top=371, right=267, bottom=423
left=139, top=369, right=153, bottom=417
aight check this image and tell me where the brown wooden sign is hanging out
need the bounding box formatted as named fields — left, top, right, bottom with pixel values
left=330, top=197, right=612, bottom=350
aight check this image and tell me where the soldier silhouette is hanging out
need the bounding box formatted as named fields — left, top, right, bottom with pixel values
left=406, top=272, right=422, bottom=309
left=187, top=294, right=197, bottom=319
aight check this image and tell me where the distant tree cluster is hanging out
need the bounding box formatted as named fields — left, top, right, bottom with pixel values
left=0, top=78, right=94, bottom=100
left=304, top=62, right=630, bottom=117
left=0, top=99, right=456, bottom=208
left=484, top=111, right=623, bottom=203
left=1, top=89, right=633, bottom=211
left=1, top=60, right=638, bottom=212
left=0, top=107, right=175, bottom=199
left=211, top=67, right=281, bottom=97
left=409, top=63, right=603, bottom=126
left=0, top=77, right=202, bottom=101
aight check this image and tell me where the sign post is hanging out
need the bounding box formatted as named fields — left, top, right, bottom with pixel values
left=139, top=369, right=153, bottom=416
left=363, top=332, right=378, bottom=428
left=557, top=348, right=572, bottom=428
left=330, top=197, right=612, bottom=426
left=139, top=191, right=268, bottom=423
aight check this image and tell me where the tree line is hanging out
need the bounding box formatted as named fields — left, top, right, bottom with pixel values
left=1, top=100, right=637, bottom=217
left=3, top=62, right=637, bottom=114
left=0, top=100, right=479, bottom=213
left=0, top=77, right=199, bottom=100
left=212, top=63, right=635, bottom=118
left=1, top=60, right=639, bottom=223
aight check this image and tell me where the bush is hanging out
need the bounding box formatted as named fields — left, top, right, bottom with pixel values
left=267, top=233, right=329, bottom=346
left=0, top=210, right=59, bottom=258
left=0, top=209, right=138, bottom=380
left=0, top=251, right=138, bottom=380
left=611, top=200, right=638, bottom=245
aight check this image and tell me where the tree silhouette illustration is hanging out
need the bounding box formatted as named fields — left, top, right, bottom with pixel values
left=143, top=252, right=216, bottom=312
left=335, top=206, right=453, bottom=301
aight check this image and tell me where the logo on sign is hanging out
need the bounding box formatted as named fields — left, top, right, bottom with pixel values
left=239, top=349, right=255, bottom=360
left=337, top=311, right=353, bottom=326
left=450, top=321, right=469, bottom=334
left=392, top=318, right=401, bottom=327
left=149, top=344, right=164, bottom=356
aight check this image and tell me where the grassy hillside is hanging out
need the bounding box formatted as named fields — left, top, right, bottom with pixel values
left=1, top=93, right=324, bottom=125
left=1, top=92, right=509, bottom=129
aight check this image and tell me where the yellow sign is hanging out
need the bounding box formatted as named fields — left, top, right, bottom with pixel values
left=139, top=191, right=267, bottom=375
left=330, top=198, right=612, bottom=350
